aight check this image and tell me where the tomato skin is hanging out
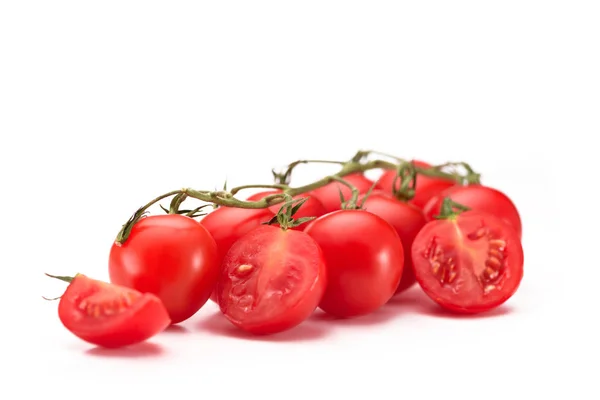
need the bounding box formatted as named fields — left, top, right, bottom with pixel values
left=201, top=206, right=275, bottom=303
left=376, top=160, right=456, bottom=209
left=109, top=214, right=219, bottom=324
left=58, top=274, right=171, bottom=348
left=309, top=173, right=375, bottom=213
left=303, top=209, right=405, bottom=318
left=423, top=184, right=522, bottom=238
left=217, top=225, right=327, bottom=335
left=411, top=211, right=524, bottom=313
left=360, top=190, right=426, bottom=294
left=246, top=190, right=327, bottom=230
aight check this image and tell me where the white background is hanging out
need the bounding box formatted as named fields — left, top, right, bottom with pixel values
left=1, top=1, right=598, bottom=399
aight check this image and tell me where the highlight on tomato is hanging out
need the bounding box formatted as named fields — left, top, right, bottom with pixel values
left=216, top=199, right=327, bottom=335
left=423, top=184, right=522, bottom=238
left=411, top=199, right=524, bottom=314
left=47, top=273, right=171, bottom=348
left=109, top=213, right=220, bottom=324
left=376, top=160, right=456, bottom=209
left=309, top=172, right=375, bottom=213
left=359, top=190, right=426, bottom=294
left=304, top=208, right=405, bottom=318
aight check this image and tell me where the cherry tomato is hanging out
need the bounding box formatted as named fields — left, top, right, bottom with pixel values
left=109, top=214, right=219, bottom=324
left=57, top=274, right=171, bottom=348
left=359, top=190, right=426, bottom=294
left=411, top=210, right=524, bottom=313
left=423, top=184, right=522, bottom=238
left=309, top=173, right=375, bottom=213
left=304, top=209, right=404, bottom=318
left=376, top=160, right=456, bottom=209
left=246, top=190, right=327, bottom=230
left=217, top=225, right=327, bottom=335
left=201, top=205, right=275, bottom=302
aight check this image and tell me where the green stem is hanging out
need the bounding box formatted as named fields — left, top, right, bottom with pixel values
left=329, top=175, right=359, bottom=209
left=272, top=159, right=347, bottom=185
left=230, top=183, right=290, bottom=196
left=435, top=197, right=471, bottom=219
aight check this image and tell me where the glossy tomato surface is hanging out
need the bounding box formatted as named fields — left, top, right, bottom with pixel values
left=109, top=214, right=219, bottom=324
left=217, top=225, right=327, bottom=335
left=58, top=274, right=170, bottom=348
left=376, top=160, right=456, bottom=209
left=411, top=211, right=524, bottom=313
left=360, top=190, right=426, bottom=294
left=201, top=205, right=275, bottom=302
left=304, top=209, right=404, bottom=318
left=423, top=184, right=522, bottom=238
left=309, top=173, right=375, bottom=213
left=246, top=190, right=326, bottom=230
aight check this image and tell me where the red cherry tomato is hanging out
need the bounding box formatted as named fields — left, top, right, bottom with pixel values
left=360, top=190, right=426, bottom=294
left=246, top=190, right=327, bottom=230
left=376, top=160, right=456, bottom=209
left=109, top=214, right=219, bottom=324
left=309, top=173, right=375, bottom=213
left=304, top=209, right=404, bottom=318
left=201, top=206, right=275, bottom=302
left=56, top=274, right=171, bottom=348
left=217, top=225, right=327, bottom=335
left=411, top=210, right=524, bottom=313
left=423, top=184, right=522, bottom=238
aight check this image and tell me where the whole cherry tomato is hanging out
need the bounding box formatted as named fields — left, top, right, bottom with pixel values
left=109, top=214, right=219, bottom=324
left=304, top=209, right=405, bottom=318
left=360, top=190, right=426, bottom=294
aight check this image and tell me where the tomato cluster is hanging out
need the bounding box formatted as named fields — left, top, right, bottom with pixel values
left=47, top=154, right=525, bottom=349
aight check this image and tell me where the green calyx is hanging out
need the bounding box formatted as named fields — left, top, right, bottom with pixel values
left=264, top=196, right=316, bottom=230
left=435, top=197, right=471, bottom=220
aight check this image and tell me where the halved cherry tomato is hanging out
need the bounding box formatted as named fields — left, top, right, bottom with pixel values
left=201, top=206, right=275, bottom=302
left=304, top=209, right=404, bottom=318
left=246, top=190, right=327, bottom=230
left=411, top=210, right=524, bottom=313
left=217, top=225, right=327, bottom=335
left=309, top=173, right=375, bottom=213
left=359, top=190, right=426, bottom=294
left=423, top=184, right=522, bottom=238
left=57, top=274, right=170, bottom=348
left=376, top=160, right=456, bottom=209
left=109, top=214, right=219, bottom=324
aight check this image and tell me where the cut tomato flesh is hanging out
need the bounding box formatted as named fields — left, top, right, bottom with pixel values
left=412, top=211, right=524, bottom=313
left=58, top=275, right=171, bottom=348
left=217, top=225, right=326, bottom=335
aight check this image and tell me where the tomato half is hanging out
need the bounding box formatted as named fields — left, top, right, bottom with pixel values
left=304, top=210, right=404, bottom=318
left=246, top=190, right=327, bottom=230
left=217, top=225, right=327, bottom=335
left=57, top=274, right=170, bottom=348
left=309, top=173, right=375, bottom=213
left=376, top=160, right=456, bottom=209
left=423, top=185, right=522, bottom=238
left=360, top=190, right=426, bottom=294
left=201, top=205, right=275, bottom=302
left=109, top=214, right=219, bottom=324
left=411, top=210, right=524, bottom=313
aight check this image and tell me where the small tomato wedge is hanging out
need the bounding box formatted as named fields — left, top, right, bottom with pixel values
left=304, top=209, right=405, bottom=318
left=217, top=225, right=327, bottom=335
left=423, top=184, right=522, bottom=238
left=309, top=173, right=375, bottom=213
left=376, top=160, right=456, bottom=209
left=411, top=210, right=524, bottom=314
left=360, top=190, right=426, bottom=294
left=246, top=190, right=326, bottom=230
left=56, top=274, right=170, bottom=348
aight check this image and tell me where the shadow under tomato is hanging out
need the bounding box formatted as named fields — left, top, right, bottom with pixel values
left=309, top=303, right=404, bottom=327
left=197, top=311, right=330, bottom=342
left=387, top=287, right=516, bottom=319
left=163, top=324, right=190, bottom=334
left=85, top=341, right=165, bottom=358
